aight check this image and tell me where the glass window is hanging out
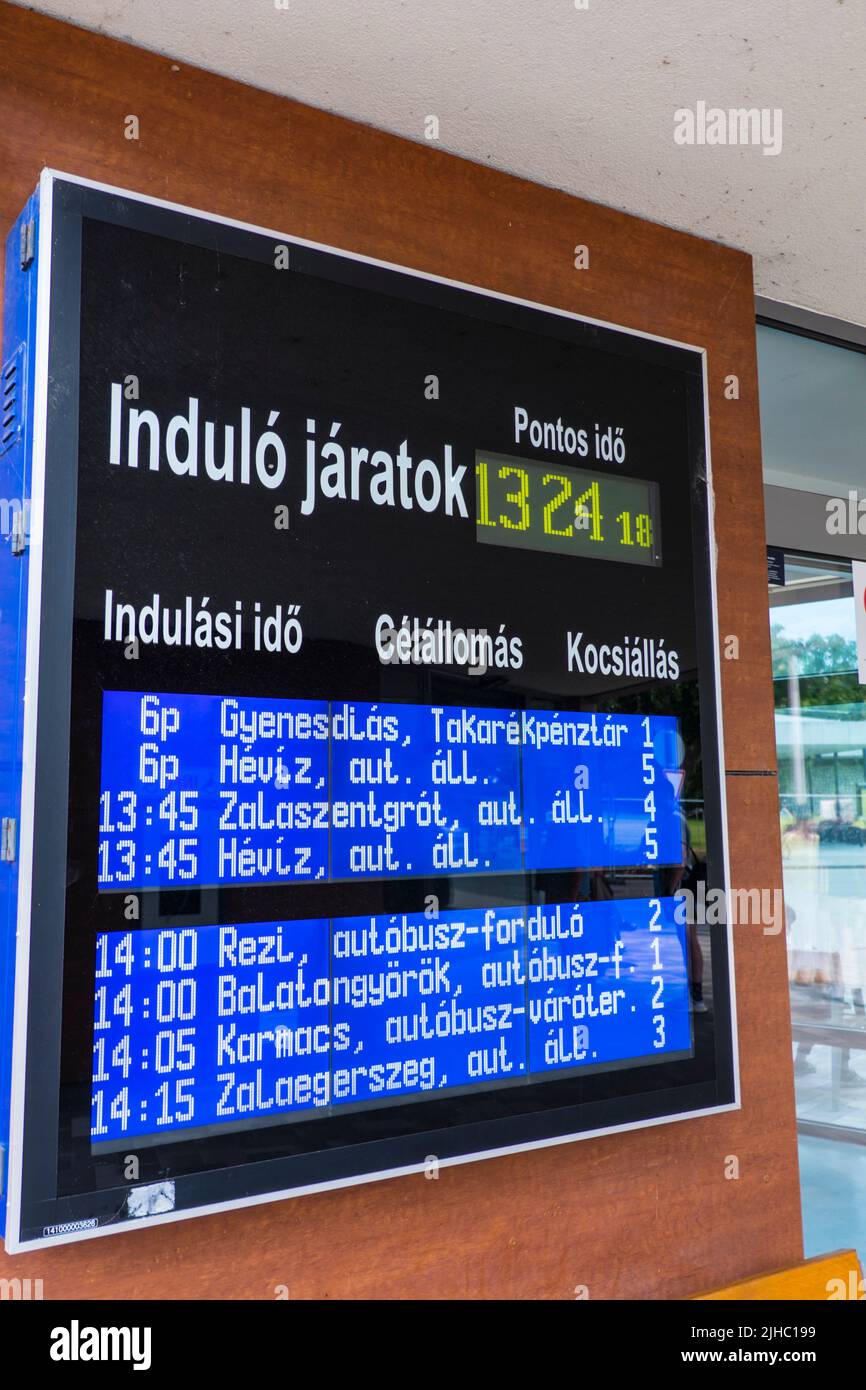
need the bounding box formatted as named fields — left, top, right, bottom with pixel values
left=770, top=551, right=866, bottom=1262
left=761, top=304, right=866, bottom=1268
left=758, top=325, right=866, bottom=496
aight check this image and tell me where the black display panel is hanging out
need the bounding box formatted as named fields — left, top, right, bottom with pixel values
left=7, top=174, right=736, bottom=1248
left=475, top=449, right=662, bottom=565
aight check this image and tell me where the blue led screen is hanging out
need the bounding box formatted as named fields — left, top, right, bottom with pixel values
left=92, top=896, right=691, bottom=1143
left=98, top=692, right=684, bottom=890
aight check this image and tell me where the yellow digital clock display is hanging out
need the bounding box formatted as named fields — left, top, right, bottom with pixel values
left=475, top=450, right=661, bottom=567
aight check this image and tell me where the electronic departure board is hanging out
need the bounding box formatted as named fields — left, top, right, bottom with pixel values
left=0, top=173, right=736, bottom=1250
left=97, top=693, right=683, bottom=886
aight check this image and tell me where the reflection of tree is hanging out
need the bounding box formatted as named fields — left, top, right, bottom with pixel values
left=771, top=624, right=861, bottom=708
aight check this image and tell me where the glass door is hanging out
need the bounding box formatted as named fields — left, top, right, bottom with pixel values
left=771, top=552, right=866, bottom=1135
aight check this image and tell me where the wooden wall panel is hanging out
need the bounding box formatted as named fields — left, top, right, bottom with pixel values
left=0, top=1, right=801, bottom=1299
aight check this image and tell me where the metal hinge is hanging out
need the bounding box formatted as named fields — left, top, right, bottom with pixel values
left=11, top=509, right=26, bottom=555
left=19, top=218, right=35, bottom=271
left=1, top=818, right=17, bottom=862
left=1, top=345, right=23, bottom=458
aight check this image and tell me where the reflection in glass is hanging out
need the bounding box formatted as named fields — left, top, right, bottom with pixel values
left=771, top=555, right=866, bottom=1132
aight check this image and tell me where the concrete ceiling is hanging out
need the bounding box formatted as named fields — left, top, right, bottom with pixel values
left=17, top=0, right=866, bottom=325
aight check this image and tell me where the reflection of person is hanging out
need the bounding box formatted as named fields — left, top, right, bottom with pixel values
left=786, top=901, right=866, bottom=1087
left=781, top=808, right=818, bottom=865
left=680, top=836, right=707, bottom=1014
left=653, top=774, right=707, bottom=1013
